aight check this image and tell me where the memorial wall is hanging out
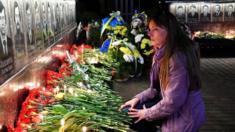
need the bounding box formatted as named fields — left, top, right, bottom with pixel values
left=0, top=0, right=76, bottom=85
left=0, top=0, right=76, bottom=128
left=169, top=2, right=235, bottom=23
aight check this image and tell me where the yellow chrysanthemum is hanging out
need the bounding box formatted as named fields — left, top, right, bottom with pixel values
left=144, top=49, right=154, bottom=56
left=121, top=28, right=127, bottom=36
left=114, top=30, right=119, bottom=35
left=141, top=38, right=151, bottom=49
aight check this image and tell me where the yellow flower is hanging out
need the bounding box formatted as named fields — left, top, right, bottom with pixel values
left=114, top=30, right=119, bottom=35
left=30, top=112, right=38, bottom=116
left=141, top=38, right=151, bottom=49
left=115, top=26, right=122, bottom=30
left=55, top=93, right=65, bottom=100
left=132, top=49, right=141, bottom=58
left=121, top=27, right=127, bottom=36
left=41, top=111, right=49, bottom=116
left=144, top=49, right=154, bottom=56
left=123, top=38, right=128, bottom=41
left=119, top=47, right=132, bottom=55
left=106, top=26, right=112, bottom=30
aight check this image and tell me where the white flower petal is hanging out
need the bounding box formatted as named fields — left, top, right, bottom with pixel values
left=123, top=54, right=130, bottom=62
left=128, top=44, right=136, bottom=50
left=129, top=55, right=134, bottom=62
left=138, top=56, right=144, bottom=64
left=112, top=40, right=122, bottom=46
left=131, top=29, right=137, bottom=35
left=135, top=34, right=144, bottom=43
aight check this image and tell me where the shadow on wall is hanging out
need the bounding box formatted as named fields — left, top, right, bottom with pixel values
left=76, top=0, right=101, bottom=22
left=75, top=0, right=166, bottom=22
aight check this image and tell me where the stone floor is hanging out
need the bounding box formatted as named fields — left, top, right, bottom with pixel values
left=113, top=57, right=235, bottom=132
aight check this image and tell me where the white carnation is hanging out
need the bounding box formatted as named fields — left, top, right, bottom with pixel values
left=116, top=11, right=121, bottom=15
left=84, top=74, right=89, bottom=80
left=131, top=29, right=138, bottom=35
left=135, top=34, right=144, bottom=43
left=94, top=21, right=100, bottom=27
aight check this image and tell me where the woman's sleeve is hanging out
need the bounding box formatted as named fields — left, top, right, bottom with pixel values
left=134, top=87, right=158, bottom=104
left=145, top=53, right=190, bottom=121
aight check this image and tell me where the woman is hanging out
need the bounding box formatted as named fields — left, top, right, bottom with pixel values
left=120, top=8, right=205, bottom=132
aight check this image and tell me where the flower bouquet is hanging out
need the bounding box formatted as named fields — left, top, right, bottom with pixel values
left=130, top=11, right=154, bottom=76
left=99, top=11, right=144, bottom=81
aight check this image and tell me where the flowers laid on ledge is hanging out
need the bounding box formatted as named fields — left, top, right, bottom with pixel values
left=193, top=31, right=235, bottom=40
left=13, top=44, right=130, bottom=132
left=193, top=31, right=225, bottom=39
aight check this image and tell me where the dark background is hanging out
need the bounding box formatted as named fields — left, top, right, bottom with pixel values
left=75, top=0, right=160, bottom=22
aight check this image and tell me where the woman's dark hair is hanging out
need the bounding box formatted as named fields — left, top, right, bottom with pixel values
left=14, top=1, right=19, bottom=10
left=0, top=1, right=4, bottom=12
left=148, top=7, right=201, bottom=91
left=26, top=2, right=30, bottom=11
left=34, top=1, right=38, bottom=9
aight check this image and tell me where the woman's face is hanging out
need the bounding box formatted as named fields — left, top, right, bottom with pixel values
left=148, top=20, right=168, bottom=49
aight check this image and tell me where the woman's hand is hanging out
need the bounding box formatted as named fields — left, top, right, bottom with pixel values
left=119, top=98, right=140, bottom=111
left=128, top=105, right=147, bottom=123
